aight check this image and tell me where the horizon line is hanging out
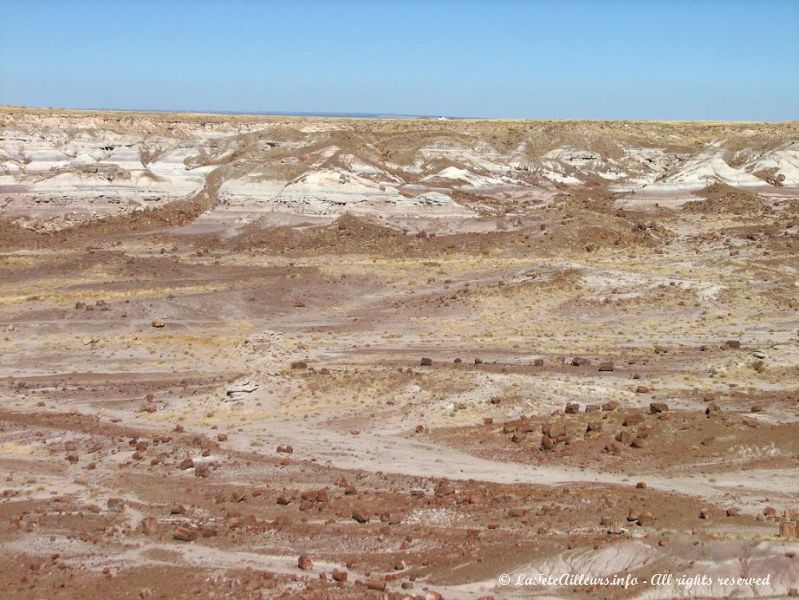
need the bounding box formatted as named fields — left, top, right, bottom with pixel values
left=1, top=104, right=796, bottom=125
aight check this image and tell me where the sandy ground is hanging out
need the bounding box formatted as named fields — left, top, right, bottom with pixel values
left=0, top=109, right=798, bottom=599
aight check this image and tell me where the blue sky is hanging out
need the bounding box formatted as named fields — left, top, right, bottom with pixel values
left=1, top=0, right=797, bottom=119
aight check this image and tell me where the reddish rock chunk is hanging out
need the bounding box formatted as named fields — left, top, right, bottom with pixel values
left=615, top=431, right=633, bottom=445
left=622, top=412, right=643, bottom=426
left=298, top=554, right=313, bottom=570
left=366, top=579, right=386, bottom=591
left=780, top=521, right=798, bottom=538
left=650, top=402, right=669, bottom=414
left=107, top=498, right=125, bottom=513
left=351, top=505, right=371, bottom=523
left=173, top=527, right=197, bottom=542
left=141, top=517, right=158, bottom=536
left=332, top=569, right=347, bottom=582
left=420, top=357, right=433, bottom=366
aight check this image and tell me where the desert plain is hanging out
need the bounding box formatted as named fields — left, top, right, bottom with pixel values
left=0, top=106, right=798, bottom=598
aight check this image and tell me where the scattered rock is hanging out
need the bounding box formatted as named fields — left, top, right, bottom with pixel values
left=598, top=361, right=614, bottom=372
left=151, top=318, right=165, bottom=328
left=141, top=517, right=158, bottom=536
left=420, top=357, right=433, bottom=366
left=107, top=498, right=125, bottom=513
left=780, top=521, right=798, bottom=538
left=649, top=402, right=669, bottom=414
left=173, top=527, right=197, bottom=542
left=351, top=505, right=370, bottom=523
left=637, top=512, right=655, bottom=526
left=622, top=412, right=643, bottom=426
left=298, top=554, right=313, bottom=570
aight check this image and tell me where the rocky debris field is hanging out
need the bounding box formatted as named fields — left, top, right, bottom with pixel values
left=0, top=109, right=798, bottom=599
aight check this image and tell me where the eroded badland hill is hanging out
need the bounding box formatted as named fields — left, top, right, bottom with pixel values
left=0, top=107, right=798, bottom=599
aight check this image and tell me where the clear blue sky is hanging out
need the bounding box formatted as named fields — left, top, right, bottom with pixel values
left=1, top=0, right=797, bottom=120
